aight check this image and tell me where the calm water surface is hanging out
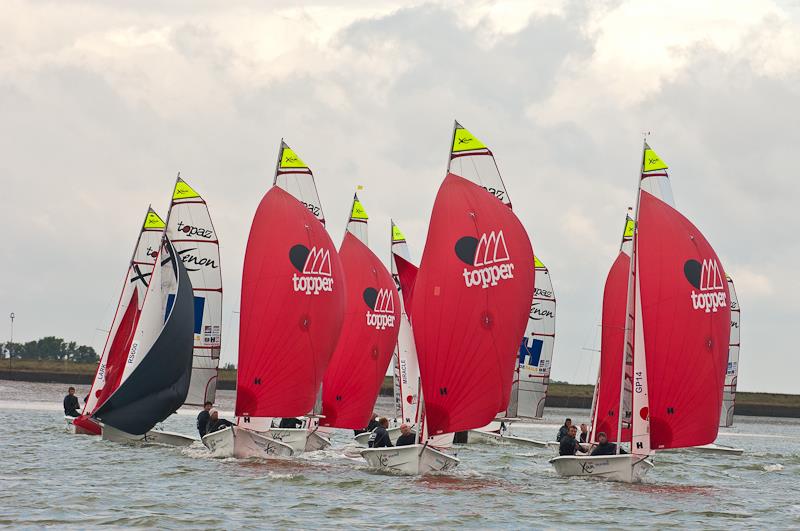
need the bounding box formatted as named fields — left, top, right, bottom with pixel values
left=1, top=380, right=798, bottom=529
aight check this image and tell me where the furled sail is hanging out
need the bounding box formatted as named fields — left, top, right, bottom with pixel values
left=166, top=177, right=222, bottom=406
left=506, top=255, right=556, bottom=419
left=590, top=210, right=634, bottom=443
left=390, top=222, right=421, bottom=425
left=411, top=173, right=535, bottom=435
left=721, top=275, right=740, bottom=427
left=237, top=186, right=344, bottom=421
left=81, top=207, right=166, bottom=418
left=93, top=238, right=195, bottom=434
left=321, top=197, right=401, bottom=429
left=273, top=140, right=325, bottom=225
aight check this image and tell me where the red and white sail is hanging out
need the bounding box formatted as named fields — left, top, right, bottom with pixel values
left=274, top=141, right=325, bottom=225
left=411, top=173, right=535, bottom=435
left=321, top=196, right=401, bottom=429
left=720, top=275, right=740, bottom=427
left=166, top=177, right=222, bottom=406
left=81, top=207, right=165, bottom=417
left=237, top=185, right=344, bottom=426
left=390, top=222, right=421, bottom=425
left=448, top=121, right=511, bottom=207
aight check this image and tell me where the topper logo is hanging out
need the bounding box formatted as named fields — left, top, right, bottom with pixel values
left=455, top=230, right=515, bottom=289
left=684, top=259, right=727, bottom=313
left=289, top=244, right=334, bottom=295
left=363, top=287, right=396, bottom=330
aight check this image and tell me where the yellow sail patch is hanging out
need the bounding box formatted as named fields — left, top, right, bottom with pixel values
left=534, top=255, right=545, bottom=268
left=350, top=198, right=368, bottom=220
left=452, top=126, right=487, bottom=153
left=643, top=147, right=668, bottom=172
left=280, top=146, right=307, bottom=169
left=144, top=210, right=166, bottom=229
left=392, top=224, right=406, bottom=242
left=173, top=179, right=200, bottom=200
left=623, top=217, right=635, bottom=238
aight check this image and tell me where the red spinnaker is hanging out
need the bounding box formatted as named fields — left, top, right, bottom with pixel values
left=237, top=186, right=345, bottom=418
left=394, top=253, right=417, bottom=319
left=412, top=173, right=535, bottom=435
left=594, top=252, right=631, bottom=442
left=321, top=232, right=400, bottom=429
left=638, top=191, right=730, bottom=449
left=93, top=290, right=140, bottom=412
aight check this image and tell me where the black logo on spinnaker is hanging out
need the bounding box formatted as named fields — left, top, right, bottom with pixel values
left=684, top=258, right=726, bottom=313
left=289, top=244, right=333, bottom=295
left=363, top=287, right=395, bottom=329
left=455, top=231, right=515, bottom=288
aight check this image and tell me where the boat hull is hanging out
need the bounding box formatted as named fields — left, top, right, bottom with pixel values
left=549, top=454, right=654, bottom=483
left=102, top=424, right=197, bottom=447
left=458, top=429, right=547, bottom=448
left=201, top=426, right=294, bottom=458
left=685, top=443, right=744, bottom=456
left=360, top=444, right=459, bottom=475
left=354, top=427, right=402, bottom=447
left=305, top=430, right=332, bottom=452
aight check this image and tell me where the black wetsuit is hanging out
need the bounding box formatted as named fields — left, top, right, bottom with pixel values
left=197, top=410, right=211, bottom=437
left=559, top=434, right=580, bottom=456
left=279, top=417, right=303, bottom=429
left=591, top=442, right=626, bottom=456
left=368, top=426, right=393, bottom=448
left=206, top=418, right=234, bottom=434
left=556, top=425, right=569, bottom=442
left=395, top=432, right=416, bottom=446
left=63, top=394, right=80, bottom=417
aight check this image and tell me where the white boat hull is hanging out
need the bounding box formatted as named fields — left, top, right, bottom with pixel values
left=201, top=426, right=294, bottom=458
left=354, top=427, right=402, bottom=447
left=686, top=443, right=744, bottom=456
left=360, top=444, right=460, bottom=475
left=549, top=454, right=654, bottom=483
left=305, top=430, right=332, bottom=452
left=63, top=416, right=77, bottom=434
left=461, top=429, right=547, bottom=448
left=101, top=424, right=197, bottom=447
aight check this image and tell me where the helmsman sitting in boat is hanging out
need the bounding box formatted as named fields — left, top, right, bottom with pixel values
left=559, top=425, right=585, bottom=456
left=197, top=401, right=213, bottom=437
left=590, top=432, right=626, bottom=457
left=278, top=417, right=303, bottom=429
left=367, top=417, right=393, bottom=448
left=206, top=409, right=234, bottom=434
left=63, top=387, right=80, bottom=417
left=395, top=424, right=416, bottom=447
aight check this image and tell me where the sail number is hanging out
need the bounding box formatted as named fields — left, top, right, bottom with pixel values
left=127, top=342, right=139, bottom=364
left=302, top=201, right=322, bottom=218
left=483, top=186, right=506, bottom=201
left=634, top=371, right=643, bottom=394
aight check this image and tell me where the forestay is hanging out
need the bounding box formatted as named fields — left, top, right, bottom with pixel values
left=166, top=177, right=222, bottom=406
left=81, top=207, right=166, bottom=418
left=93, top=238, right=195, bottom=435
left=322, top=197, right=400, bottom=429
left=721, top=276, right=741, bottom=427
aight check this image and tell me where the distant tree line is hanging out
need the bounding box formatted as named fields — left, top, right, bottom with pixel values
left=2, top=336, right=98, bottom=363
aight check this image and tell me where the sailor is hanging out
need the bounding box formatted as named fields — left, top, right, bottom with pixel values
left=367, top=417, right=393, bottom=448
left=590, top=432, right=626, bottom=456
left=278, top=417, right=303, bottom=429
left=579, top=423, right=589, bottom=443
left=556, top=418, right=572, bottom=442
left=558, top=425, right=582, bottom=456
left=63, top=387, right=80, bottom=417
left=395, top=424, right=416, bottom=446
left=196, top=401, right=213, bottom=437
left=206, top=409, right=234, bottom=434
left=354, top=412, right=380, bottom=436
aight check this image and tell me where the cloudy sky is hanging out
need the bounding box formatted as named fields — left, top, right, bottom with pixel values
left=1, top=0, right=797, bottom=393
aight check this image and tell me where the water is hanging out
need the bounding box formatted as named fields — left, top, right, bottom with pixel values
left=1, top=380, right=798, bottom=529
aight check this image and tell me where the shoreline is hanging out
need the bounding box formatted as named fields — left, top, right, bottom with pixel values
left=3, top=368, right=798, bottom=419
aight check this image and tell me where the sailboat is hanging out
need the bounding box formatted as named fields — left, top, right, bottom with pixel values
left=72, top=208, right=170, bottom=437
left=93, top=235, right=195, bottom=444
left=165, top=177, right=223, bottom=407
left=361, top=172, right=536, bottom=474
left=202, top=142, right=345, bottom=458
left=320, top=194, right=401, bottom=436
left=551, top=143, right=731, bottom=482
left=447, top=121, right=552, bottom=447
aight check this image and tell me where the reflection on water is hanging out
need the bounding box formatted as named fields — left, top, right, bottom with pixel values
left=1, top=380, right=799, bottom=529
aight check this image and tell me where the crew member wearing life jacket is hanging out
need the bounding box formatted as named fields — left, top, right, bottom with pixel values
left=63, top=387, right=80, bottom=417
left=559, top=425, right=581, bottom=456
left=368, top=417, right=393, bottom=448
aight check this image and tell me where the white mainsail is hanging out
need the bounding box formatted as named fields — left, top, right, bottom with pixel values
left=346, top=193, right=369, bottom=244
left=82, top=207, right=165, bottom=416
left=274, top=140, right=325, bottom=225
left=166, top=177, right=223, bottom=406
left=721, top=275, right=740, bottom=427
left=448, top=121, right=510, bottom=206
